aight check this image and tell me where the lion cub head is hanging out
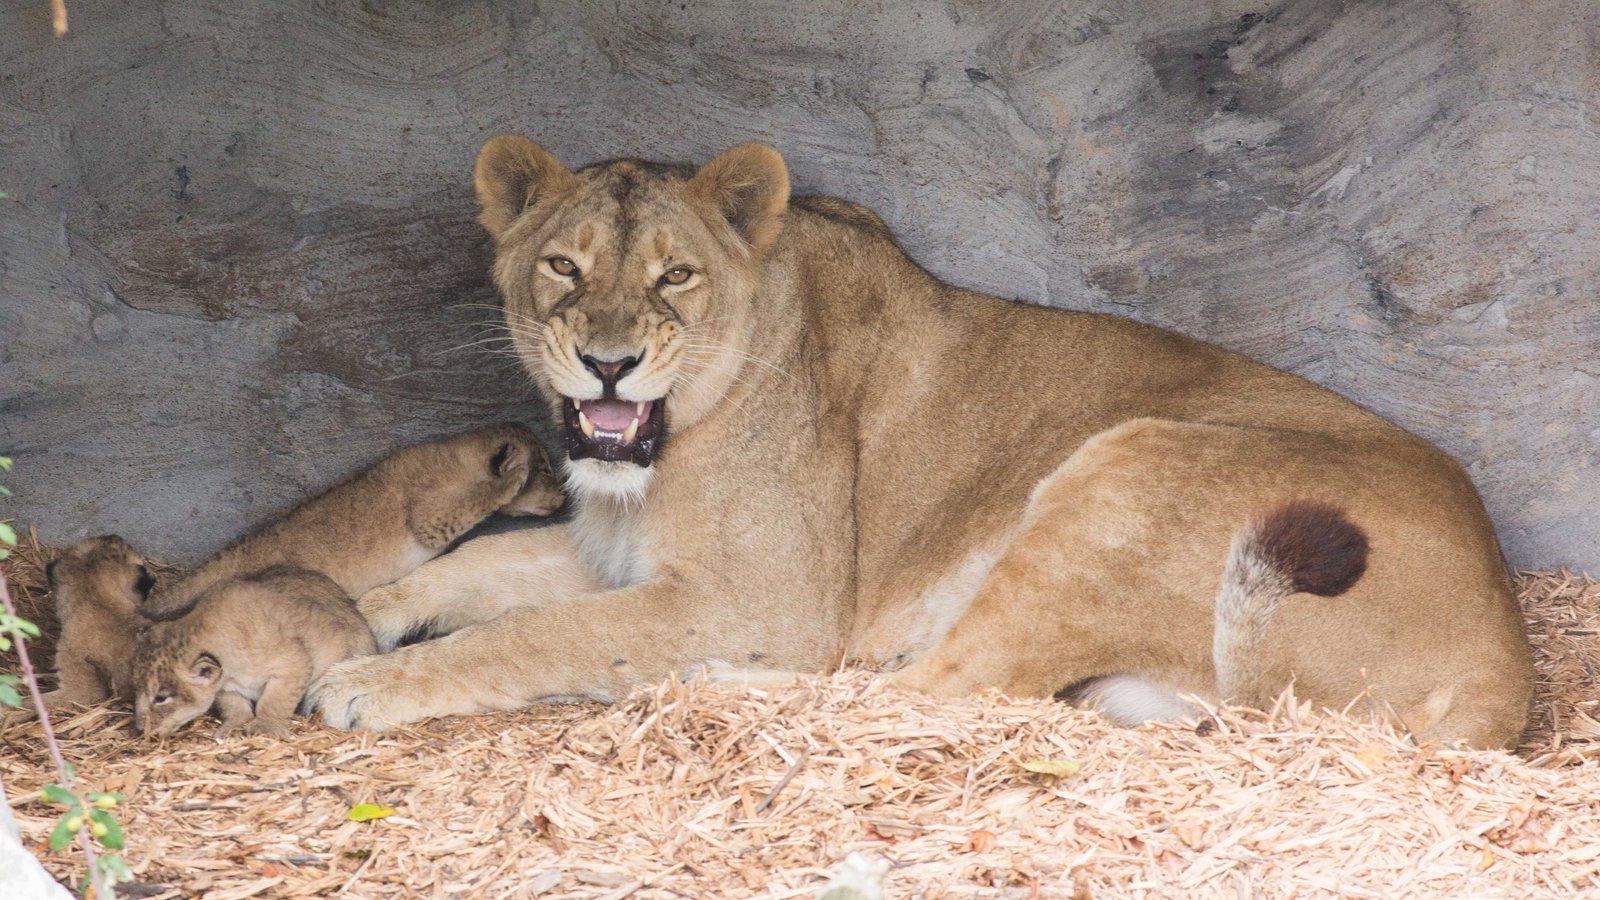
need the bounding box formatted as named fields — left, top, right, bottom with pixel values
left=472, top=136, right=791, bottom=502
left=48, top=535, right=155, bottom=620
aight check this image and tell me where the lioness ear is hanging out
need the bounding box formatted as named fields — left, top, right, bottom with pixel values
left=688, top=142, right=790, bottom=255
left=474, top=134, right=575, bottom=239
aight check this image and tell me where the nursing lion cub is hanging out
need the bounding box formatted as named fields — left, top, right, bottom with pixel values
left=310, top=137, right=1532, bottom=748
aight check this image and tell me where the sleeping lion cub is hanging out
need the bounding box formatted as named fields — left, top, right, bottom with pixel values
left=18, top=536, right=153, bottom=718
left=134, top=566, right=375, bottom=738
left=307, top=138, right=1532, bottom=748
left=144, top=423, right=563, bottom=620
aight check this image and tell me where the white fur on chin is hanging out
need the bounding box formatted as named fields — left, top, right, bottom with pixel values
left=563, top=457, right=655, bottom=508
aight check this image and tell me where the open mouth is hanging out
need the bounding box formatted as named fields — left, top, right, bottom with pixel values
left=561, top=397, right=667, bottom=467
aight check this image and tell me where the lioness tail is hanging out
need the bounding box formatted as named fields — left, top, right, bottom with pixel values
left=1212, top=502, right=1369, bottom=709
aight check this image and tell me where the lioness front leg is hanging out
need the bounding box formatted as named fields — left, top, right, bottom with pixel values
left=312, top=574, right=822, bottom=730
left=358, top=525, right=597, bottom=650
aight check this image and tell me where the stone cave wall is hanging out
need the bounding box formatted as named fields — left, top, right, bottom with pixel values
left=1, top=0, right=1596, bottom=566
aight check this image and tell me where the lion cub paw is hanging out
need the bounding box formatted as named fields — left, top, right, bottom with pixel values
left=215, top=717, right=292, bottom=740
left=488, top=440, right=532, bottom=494
left=357, top=584, right=432, bottom=652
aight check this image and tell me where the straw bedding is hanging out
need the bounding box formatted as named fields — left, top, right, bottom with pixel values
left=5, top=531, right=1600, bottom=899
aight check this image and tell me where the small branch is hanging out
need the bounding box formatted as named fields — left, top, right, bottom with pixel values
left=754, top=746, right=810, bottom=814
left=1, top=562, right=107, bottom=897
left=51, top=0, right=69, bottom=36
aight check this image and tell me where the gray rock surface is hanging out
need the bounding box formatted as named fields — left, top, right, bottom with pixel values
left=1, top=0, right=1595, bottom=567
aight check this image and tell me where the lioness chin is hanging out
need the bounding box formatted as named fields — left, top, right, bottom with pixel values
left=308, top=138, right=1532, bottom=749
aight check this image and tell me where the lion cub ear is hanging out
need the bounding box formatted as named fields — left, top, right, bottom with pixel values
left=185, top=652, right=222, bottom=686
left=474, top=134, right=576, bottom=239
left=688, top=142, right=791, bottom=256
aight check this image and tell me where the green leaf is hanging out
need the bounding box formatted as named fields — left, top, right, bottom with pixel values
left=0, top=485, right=10, bottom=495
left=88, top=808, right=125, bottom=850
left=49, top=815, right=76, bottom=851
left=0, top=678, right=20, bottom=708
left=0, top=614, right=41, bottom=639
left=0, top=456, right=12, bottom=470
left=100, top=853, right=133, bottom=882
left=347, top=803, right=396, bottom=822
left=41, top=784, right=80, bottom=807
left=0, top=522, right=15, bottom=547
left=1017, top=758, right=1082, bottom=778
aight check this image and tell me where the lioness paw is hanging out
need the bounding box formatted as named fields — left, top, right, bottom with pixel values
left=307, top=655, right=428, bottom=731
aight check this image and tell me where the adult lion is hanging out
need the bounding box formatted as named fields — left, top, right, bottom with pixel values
left=308, top=138, right=1532, bottom=748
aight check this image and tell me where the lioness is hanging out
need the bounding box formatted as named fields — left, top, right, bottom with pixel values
left=308, top=138, right=1532, bottom=748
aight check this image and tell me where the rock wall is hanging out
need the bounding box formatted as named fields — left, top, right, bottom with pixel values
left=1, top=0, right=1595, bottom=566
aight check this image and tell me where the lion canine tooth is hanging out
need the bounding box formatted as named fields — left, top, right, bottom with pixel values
left=623, top=418, right=639, bottom=443
left=635, top=402, right=646, bottom=415
left=578, top=410, right=595, bottom=438
left=572, top=398, right=580, bottom=410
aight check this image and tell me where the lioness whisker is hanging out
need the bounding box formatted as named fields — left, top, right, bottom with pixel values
left=435, top=336, right=520, bottom=357
left=679, top=342, right=800, bottom=385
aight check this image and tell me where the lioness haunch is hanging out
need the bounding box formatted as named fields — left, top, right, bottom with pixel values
left=308, top=139, right=1532, bottom=749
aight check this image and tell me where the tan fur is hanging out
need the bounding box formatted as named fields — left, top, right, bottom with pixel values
left=143, top=424, right=563, bottom=620
left=306, top=138, right=1532, bottom=748
left=22, top=536, right=152, bottom=717
left=133, top=566, right=376, bottom=738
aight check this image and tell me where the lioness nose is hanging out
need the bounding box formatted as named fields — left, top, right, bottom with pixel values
left=580, top=353, right=640, bottom=389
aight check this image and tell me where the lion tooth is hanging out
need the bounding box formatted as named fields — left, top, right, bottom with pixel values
left=623, top=418, right=639, bottom=443
left=635, top=402, right=646, bottom=416
left=572, top=398, right=580, bottom=410
left=578, top=410, right=595, bottom=438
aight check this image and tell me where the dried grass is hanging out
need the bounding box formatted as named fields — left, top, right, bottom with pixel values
left=5, top=532, right=1600, bottom=898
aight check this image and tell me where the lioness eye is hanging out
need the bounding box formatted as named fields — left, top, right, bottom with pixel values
left=153, top=693, right=173, bottom=705
left=659, top=267, right=692, bottom=286
left=548, top=257, right=579, bottom=277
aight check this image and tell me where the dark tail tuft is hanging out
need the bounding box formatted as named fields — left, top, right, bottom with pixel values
left=1213, top=501, right=1371, bottom=707
left=1252, top=501, right=1369, bottom=597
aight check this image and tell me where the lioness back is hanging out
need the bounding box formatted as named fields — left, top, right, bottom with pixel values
left=777, top=185, right=1527, bottom=747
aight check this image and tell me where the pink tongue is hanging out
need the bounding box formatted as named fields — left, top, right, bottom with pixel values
left=580, top=399, right=647, bottom=431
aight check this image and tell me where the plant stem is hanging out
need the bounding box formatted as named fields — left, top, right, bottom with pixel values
left=0, top=561, right=109, bottom=897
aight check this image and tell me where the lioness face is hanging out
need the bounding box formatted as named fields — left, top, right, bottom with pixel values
left=473, top=136, right=789, bottom=502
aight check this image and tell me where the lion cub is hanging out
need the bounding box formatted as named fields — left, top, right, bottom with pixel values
left=143, top=423, right=564, bottom=619
left=27, top=536, right=154, bottom=715
left=133, top=566, right=376, bottom=738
